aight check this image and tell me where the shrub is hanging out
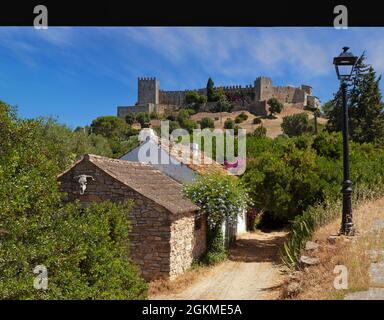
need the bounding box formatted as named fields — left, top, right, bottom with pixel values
left=184, top=174, right=251, bottom=265
left=251, top=125, right=267, bottom=138
left=267, top=98, right=283, bottom=116
left=253, top=117, right=262, bottom=125
left=149, top=111, right=160, bottom=119
left=135, top=112, right=150, bottom=127
left=281, top=112, right=313, bottom=137
left=200, top=117, right=215, bottom=129
left=0, top=103, right=147, bottom=299
left=224, top=119, right=235, bottom=129
left=238, top=112, right=248, bottom=121
left=125, top=113, right=136, bottom=125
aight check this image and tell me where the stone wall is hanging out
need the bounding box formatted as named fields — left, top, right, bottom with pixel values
left=58, top=159, right=205, bottom=281
left=169, top=213, right=207, bottom=278
left=138, top=77, right=159, bottom=105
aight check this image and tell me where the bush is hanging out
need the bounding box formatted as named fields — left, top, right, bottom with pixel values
left=184, top=174, right=251, bottom=265
left=149, top=111, right=160, bottom=119
left=0, top=103, right=147, bottom=299
left=251, top=125, right=267, bottom=138
left=224, top=119, right=235, bottom=129
left=234, top=116, right=242, bottom=123
left=253, top=117, right=262, bottom=125
left=135, top=112, right=150, bottom=127
left=200, top=117, right=215, bottom=129
left=267, top=98, right=283, bottom=116
left=125, top=113, right=136, bottom=125
left=281, top=112, right=313, bottom=137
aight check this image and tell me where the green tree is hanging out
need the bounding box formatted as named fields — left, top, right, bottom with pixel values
left=185, top=91, right=200, bottom=104
left=327, top=53, right=384, bottom=145
left=207, top=77, right=215, bottom=102
left=281, top=113, right=313, bottom=137
left=0, top=102, right=147, bottom=299
left=200, top=117, right=215, bottom=129
left=125, top=113, right=136, bottom=125
left=91, top=116, right=129, bottom=140
left=322, top=100, right=334, bottom=118
left=267, top=97, right=283, bottom=117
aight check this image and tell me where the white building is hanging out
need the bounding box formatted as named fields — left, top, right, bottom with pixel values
left=120, top=129, right=247, bottom=245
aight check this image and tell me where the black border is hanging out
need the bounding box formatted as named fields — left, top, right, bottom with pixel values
left=1, top=1, right=384, bottom=26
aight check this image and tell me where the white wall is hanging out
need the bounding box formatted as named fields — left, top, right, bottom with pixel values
left=120, top=140, right=197, bottom=184
left=121, top=140, right=247, bottom=242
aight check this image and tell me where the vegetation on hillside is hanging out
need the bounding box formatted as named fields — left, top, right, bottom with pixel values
left=0, top=102, right=147, bottom=299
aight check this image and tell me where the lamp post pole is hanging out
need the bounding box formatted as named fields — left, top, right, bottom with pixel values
left=340, top=80, right=354, bottom=236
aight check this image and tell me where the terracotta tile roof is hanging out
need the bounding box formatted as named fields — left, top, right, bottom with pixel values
left=134, top=131, right=228, bottom=176
left=58, top=154, right=199, bottom=215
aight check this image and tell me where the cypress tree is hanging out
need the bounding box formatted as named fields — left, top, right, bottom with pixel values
left=207, top=77, right=215, bottom=102
left=327, top=53, right=384, bottom=145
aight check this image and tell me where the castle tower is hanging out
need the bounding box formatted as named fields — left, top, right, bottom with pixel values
left=138, top=77, right=160, bottom=105
left=254, top=76, right=273, bottom=102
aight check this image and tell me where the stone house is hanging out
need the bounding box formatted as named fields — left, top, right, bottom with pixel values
left=120, top=129, right=247, bottom=244
left=57, top=154, right=206, bottom=281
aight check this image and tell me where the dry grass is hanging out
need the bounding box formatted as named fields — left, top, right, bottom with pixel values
left=190, top=107, right=326, bottom=138
left=285, top=197, right=384, bottom=300
left=148, top=262, right=225, bottom=298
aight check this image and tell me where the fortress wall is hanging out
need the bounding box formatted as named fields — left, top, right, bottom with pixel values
left=271, top=86, right=307, bottom=104
left=138, top=78, right=159, bottom=105
left=159, top=90, right=187, bottom=105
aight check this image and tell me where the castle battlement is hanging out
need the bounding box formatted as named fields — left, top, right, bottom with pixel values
left=117, top=76, right=320, bottom=119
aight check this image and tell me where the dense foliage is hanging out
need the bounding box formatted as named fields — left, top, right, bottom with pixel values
left=267, top=97, right=283, bottom=117
left=281, top=112, right=313, bottom=137
left=184, top=174, right=251, bottom=264
left=0, top=102, right=147, bottom=299
left=242, top=132, right=384, bottom=226
left=327, top=54, right=384, bottom=145
left=200, top=117, right=215, bottom=129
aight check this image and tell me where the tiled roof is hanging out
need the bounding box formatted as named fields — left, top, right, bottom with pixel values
left=58, top=154, right=199, bottom=214
left=134, top=130, right=228, bottom=176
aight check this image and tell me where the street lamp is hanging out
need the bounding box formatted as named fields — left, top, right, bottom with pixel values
left=333, top=47, right=358, bottom=236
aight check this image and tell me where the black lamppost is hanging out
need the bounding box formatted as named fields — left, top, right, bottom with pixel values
left=333, top=47, right=358, bottom=236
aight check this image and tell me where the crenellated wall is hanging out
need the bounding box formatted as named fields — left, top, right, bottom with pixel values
left=117, top=76, right=319, bottom=118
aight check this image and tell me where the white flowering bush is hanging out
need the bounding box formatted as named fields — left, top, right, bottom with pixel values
left=184, top=174, right=251, bottom=264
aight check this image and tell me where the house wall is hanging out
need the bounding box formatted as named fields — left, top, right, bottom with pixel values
left=169, top=213, right=207, bottom=278
left=58, top=159, right=204, bottom=281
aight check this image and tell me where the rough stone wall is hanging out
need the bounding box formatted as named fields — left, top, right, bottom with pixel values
left=254, top=77, right=272, bottom=101
left=138, top=77, right=159, bottom=105
left=59, top=159, right=206, bottom=281
left=117, top=104, right=154, bottom=119
left=58, top=160, right=174, bottom=281
left=248, top=101, right=268, bottom=116
left=169, top=213, right=207, bottom=278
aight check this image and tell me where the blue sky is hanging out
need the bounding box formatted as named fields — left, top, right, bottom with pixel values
left=1, top=27, right=384, bottom=128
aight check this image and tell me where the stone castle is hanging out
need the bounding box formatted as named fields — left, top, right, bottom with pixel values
left=117, top=76, right=320, bottom=119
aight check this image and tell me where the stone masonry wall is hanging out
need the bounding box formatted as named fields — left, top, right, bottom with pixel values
left=58, top=159, right=185, bottom=281
left=59, top=159, right=206, bottom=281
left=169, top=213, right=207, bottom=278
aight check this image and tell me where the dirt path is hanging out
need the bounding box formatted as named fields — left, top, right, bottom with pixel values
left=152, top=231, right=288, bottom=300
